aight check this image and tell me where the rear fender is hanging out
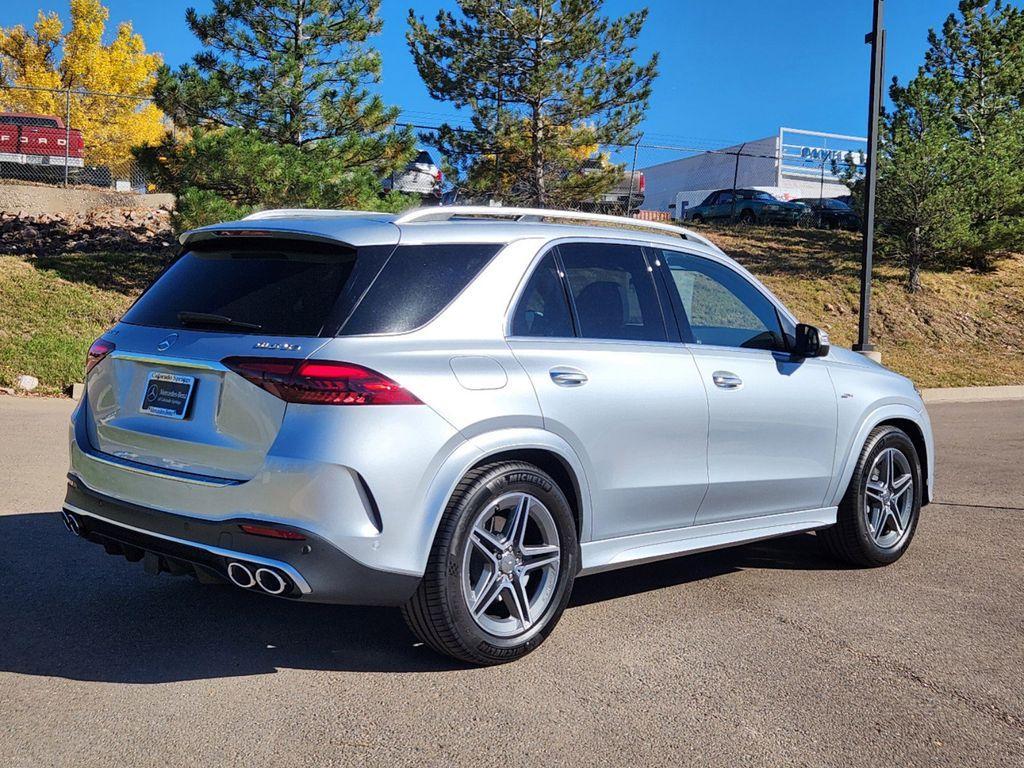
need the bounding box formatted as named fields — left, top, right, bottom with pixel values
left=413, top=428, right=593, bottom=575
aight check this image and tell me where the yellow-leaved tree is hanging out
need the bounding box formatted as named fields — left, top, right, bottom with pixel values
left=0, top=0, right=165, bottom=167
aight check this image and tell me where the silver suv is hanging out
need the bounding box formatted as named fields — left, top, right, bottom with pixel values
left=63, top=206, right=934, bottom=665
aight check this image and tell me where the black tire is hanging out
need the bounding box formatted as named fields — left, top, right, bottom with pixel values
left=690, top=214, right=705, bottom=224
left=820, top=425, right=922, bottom=567
left=738, top=208, right=756, bottom=225
left=402, top=461, right=578, bottom=665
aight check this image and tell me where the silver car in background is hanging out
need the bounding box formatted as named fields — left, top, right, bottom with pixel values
left=63, top=206, right=933, bottom=665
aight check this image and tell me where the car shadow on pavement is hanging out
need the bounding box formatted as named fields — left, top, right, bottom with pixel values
left=0, top=512, right=844, bottom=682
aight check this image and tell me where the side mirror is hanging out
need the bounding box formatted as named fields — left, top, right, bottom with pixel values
left=793, top=323, right=830, bottom=358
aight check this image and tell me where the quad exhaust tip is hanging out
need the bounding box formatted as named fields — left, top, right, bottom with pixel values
left=255, top=567, right=287, bottom=595
left=227, top=561, right=289, bottom=595
left=61, top=510, right=82, bottom=537
left=227, top=561, right=256, bottom=589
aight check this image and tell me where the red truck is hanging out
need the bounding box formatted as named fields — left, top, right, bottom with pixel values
left=0, top=112, right=85, bottom=178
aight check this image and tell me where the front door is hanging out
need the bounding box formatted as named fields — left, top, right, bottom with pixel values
left=652, top=247, right=838, bottom=525
left=508, top=242, right=709, bottom=540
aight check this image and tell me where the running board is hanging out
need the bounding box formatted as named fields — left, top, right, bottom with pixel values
left=579, top=507, right=837, bottom=575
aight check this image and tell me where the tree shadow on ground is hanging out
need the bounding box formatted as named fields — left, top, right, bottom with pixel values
left=0, top=512, right=845, bottom=682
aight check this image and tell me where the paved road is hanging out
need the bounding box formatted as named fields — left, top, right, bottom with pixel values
left=1, top=396, right=1021, bottom=767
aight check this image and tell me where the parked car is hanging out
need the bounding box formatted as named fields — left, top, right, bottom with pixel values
left=62, top=206, right=933, bottom=665
left=382, top=150, right=442, bottom=200
left=684, top=188, right=804, bottom=225
left=0, top=112, right=84, bottom=180
left=793, top=197, right=862, bottom=231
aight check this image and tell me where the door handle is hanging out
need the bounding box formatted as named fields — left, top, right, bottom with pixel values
left=712, top=370, right=743, bottom=389
left=550, top=367, right=588, bottom=387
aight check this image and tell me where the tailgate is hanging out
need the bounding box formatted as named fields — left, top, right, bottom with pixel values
left=85, top=345, right=286, bottom=481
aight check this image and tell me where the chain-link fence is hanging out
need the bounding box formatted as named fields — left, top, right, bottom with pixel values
left=0, top=81, right=866, bottom=220
left=0, top=84, right=160, bottom=192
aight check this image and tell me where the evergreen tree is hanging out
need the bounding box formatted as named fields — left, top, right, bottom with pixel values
left=877, top=0, right=1024, bottom=289
left=143, top=0, right=413, bottom=228
left=407, top=0, right=657, bottom=207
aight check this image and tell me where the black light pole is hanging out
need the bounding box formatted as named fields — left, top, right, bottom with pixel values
left=854, top=0, right=886, bottom=356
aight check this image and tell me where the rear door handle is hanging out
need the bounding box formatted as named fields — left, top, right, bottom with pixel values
left=712, top=370, right=743, bottom=389
left=550, top=367, right=588, bottom=387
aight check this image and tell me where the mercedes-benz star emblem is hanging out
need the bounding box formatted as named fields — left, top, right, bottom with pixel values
left=156, top=333, right=178, bottom=352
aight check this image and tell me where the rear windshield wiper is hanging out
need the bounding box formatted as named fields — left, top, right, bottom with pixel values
left=177, top=311, right=263, bottom=331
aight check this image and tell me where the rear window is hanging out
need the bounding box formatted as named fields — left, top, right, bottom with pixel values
left=122, top=239, right=361, bottom=337
left=121, top=239, right=500, bottom=338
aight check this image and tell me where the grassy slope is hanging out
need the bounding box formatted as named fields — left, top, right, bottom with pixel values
left=707, top=225, right=1024, bottom=387
left=1, top=226, right=1022, bottom=395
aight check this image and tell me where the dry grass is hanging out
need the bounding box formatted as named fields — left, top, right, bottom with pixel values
left=704, top=224, right=1024, bottom=387
left=1, top=226, right=1022, bottom=395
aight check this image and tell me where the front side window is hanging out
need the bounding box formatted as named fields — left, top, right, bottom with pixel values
left=658, top=250, right=785, bottom=351
left=558, top=242, right=667, bottom=342
left=511, top=254, right=574, bottom=337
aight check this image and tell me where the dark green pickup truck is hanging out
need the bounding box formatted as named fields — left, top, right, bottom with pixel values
left=683, top=188, right=805, bottom=225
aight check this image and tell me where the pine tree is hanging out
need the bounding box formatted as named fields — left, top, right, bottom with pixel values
left=877, top=0, right=1024, bottom=289
left=144, top=0, right=413, bottom=228
left=407, top=0, right=657, bottom=207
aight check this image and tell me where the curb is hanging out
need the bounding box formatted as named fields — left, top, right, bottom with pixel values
left=922, top=385, right=1024, bottom=404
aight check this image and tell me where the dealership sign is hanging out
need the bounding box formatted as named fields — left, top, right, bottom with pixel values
left=779, top=127, right=867, bottom=181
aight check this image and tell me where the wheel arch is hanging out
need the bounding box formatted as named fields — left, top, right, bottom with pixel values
left=829, top=404, right=933, bottom=508
left=876, top=417, right=930, bottom=505
left=413, top=429, right=593, bottom=576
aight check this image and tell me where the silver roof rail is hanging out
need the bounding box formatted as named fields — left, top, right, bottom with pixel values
left=244, top=208, right=395, bottom=221
left=393, top=205, right=723, bottom=252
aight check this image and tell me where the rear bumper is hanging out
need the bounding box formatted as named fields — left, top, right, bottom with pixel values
left=63, top=476, right=421, bottom=606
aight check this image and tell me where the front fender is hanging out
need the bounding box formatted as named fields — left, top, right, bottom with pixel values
left=826, top=402, right=934, bottom=507
left=411, top=428, right=594, bottom=576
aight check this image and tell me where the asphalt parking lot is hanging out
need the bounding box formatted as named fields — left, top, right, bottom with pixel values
left=0, top=395, right=1021, bottom=767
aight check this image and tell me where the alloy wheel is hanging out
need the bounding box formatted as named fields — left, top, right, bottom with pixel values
left=863, top=447, right=914, bottom=549
left=460, top=492, right=561, bottom=638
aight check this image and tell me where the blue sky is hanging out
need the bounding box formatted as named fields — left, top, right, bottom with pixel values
left=2, top=0, right=968, bottom=150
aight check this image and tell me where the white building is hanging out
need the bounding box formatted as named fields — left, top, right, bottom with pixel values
left=640, top=127, right=866, bottom=216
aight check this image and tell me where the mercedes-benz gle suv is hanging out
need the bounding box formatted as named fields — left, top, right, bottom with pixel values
left=63, top=206, right=933, bottom=665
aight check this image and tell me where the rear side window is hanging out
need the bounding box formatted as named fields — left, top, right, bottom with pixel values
left=511, top=254, right=574, bottom=337
left=558, top=242, right=667, bottom=342
left=340, top=243, right=501, bottom=335
left=122, top=239, right=361, bottom=337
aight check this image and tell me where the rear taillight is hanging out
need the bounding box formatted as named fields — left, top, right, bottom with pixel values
left=638, top=172, right=645, bottom=193
left=434, top=168, right=443, bottom=183
left=222, top=357, right=422, bottom=405
left=85, top=338, right=115, bottom=376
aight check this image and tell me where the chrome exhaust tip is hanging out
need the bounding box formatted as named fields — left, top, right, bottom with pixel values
left=62, top=510, right=82, bottom=537
left=254, top=567, right=287, bottom=595
left=226, top=561, right=256, bottom=589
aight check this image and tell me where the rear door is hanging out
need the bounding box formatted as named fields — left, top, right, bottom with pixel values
left=85, top=236, right=393, bottom=480
left=508, top=241, right=709, bottom=540
left=652, top=247, right=838, bottom=524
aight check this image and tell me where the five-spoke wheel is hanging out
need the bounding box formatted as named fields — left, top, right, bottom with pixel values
left=462, top=492, right=561, bottom=637
left=820, top=424, right=922, bottom=566
left=403, top=461, right=577, bottom=665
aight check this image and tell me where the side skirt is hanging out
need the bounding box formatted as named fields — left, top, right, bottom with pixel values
left=579, top=507, right=837, bottom=575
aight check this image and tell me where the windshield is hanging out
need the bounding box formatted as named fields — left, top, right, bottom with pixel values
left=738, top=190, right=777, bottom=201
left=825, top=199, right=852, bottom=210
